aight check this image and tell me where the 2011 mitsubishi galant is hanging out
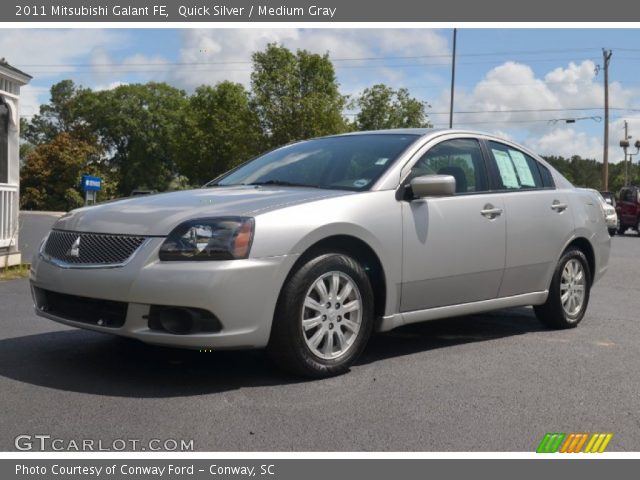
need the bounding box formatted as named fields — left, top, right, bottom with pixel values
left=30, top=129, right=610, bottom=377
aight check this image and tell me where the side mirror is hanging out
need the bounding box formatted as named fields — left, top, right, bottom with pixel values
left=410, top=174, right=456, bottom=199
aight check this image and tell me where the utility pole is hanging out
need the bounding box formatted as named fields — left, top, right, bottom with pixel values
left=624, top=120, right=629, bottom=187
left=449, top=28, right=457, bottom=129
left=602, top=48, right=613, bottom=191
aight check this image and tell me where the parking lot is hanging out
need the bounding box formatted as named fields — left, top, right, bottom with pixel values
left=1, top=228, right=639, bottom=451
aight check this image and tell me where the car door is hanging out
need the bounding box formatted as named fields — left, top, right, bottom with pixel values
left=484, top=140, right=575, bottom=297
left=400, top=137, right=506, bottom=312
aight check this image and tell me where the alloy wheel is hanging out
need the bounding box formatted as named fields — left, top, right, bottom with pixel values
left=301, top=271, right=363, bottom=360
left=560, top=259, right=586, bottom=318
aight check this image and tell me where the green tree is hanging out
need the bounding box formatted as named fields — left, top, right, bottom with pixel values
left=175, top=82, right=263, bottom=185
left=250, top=43, right=348, bottom=148
left=543, top=155, right=603, bottom=190
left=543, top=155, right=573, bottom=182
left=83, top=82, right=188, bottom=195
left=20, top=132, right=115, bottom=211
left=22, top=80, right=93, bottom=145
left=354, top=84, right=430, bottom=131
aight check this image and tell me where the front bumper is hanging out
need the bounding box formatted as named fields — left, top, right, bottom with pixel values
left=30, top=238, right=299, bottom=349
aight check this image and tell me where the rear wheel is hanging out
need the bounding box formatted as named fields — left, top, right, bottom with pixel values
left=534, top=248, right=591, bottom=329
left=268, top=253, right=374, bottom=378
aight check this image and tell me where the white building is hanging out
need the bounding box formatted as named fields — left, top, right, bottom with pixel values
left=0, top=58, right=31, bottom=267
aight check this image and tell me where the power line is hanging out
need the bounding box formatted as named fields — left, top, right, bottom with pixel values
left=19, top=57, right=604, bottom=76
left=401, top=79, right=628, bottom=90
left=432, top=116, right=608, bottom=127
left=12, top=47, right=603, bottom=68
left=426, top=107, right=640, bottom=115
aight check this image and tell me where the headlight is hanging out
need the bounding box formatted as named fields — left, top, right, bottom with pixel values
left=159, top=217, right=255, bottom=261
left=38, top=231, right=51, bottom=255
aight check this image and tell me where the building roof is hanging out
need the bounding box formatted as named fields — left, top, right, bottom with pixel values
left=0, top=58, right=32, bottom=83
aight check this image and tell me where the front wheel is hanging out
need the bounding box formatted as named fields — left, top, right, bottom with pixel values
left=268, top=253, right=374, bottom=378
left=534, top=248, right=591, bottom=329
left=608, top=228, right=616, bottom=237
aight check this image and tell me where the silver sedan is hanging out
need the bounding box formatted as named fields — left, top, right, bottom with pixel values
left=30, top=129, right=610, bottom=377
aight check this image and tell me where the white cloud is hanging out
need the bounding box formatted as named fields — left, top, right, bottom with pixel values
left=432, top=60, right=637, bottom=162
left=0, top=29, right=126, bottom=80
left=169, top=28, right=450, bottom=91
left=87, top=48, right=173, bottom=86
left=609, top=115, right=640, bottom=163
left=17, top=85, right=46, bottom=118
left=1, top=29, right=126, bottom=118
left=93, top=81, right=128, bottom=92
left=525, top=127, right=603, bottom=161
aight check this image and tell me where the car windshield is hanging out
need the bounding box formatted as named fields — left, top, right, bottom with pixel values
left=208, top=134, right=420, bottom=191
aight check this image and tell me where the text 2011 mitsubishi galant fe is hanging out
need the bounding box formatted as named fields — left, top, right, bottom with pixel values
left=30, top=129, right=610, bottom=377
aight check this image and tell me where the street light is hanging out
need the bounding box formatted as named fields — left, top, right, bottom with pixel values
left=620, top=138, right=640, bottom=186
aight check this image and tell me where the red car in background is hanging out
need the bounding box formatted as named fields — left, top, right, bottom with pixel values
left=616, top=186, right=640, bottom=235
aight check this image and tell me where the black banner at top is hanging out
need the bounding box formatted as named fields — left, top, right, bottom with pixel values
left=3, top=0, right=640, bottom=22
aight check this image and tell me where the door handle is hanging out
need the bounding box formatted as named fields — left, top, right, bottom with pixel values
left=551, top=200, right=568, bottom=212
left=480, top=204, right=503, bottom=219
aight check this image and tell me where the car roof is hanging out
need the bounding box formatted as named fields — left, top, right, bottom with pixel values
left=329, top=128, right=486, bottom=138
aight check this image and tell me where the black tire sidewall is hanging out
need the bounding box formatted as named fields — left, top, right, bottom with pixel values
left=552, top=249, right=591, bottom=326
left=271, top=253, right=375, bottom=377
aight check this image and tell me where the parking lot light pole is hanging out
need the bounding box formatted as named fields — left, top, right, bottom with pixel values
left=620, top=132, right=640, bottom=187
left=627, top=141, right=640, bottom=186
left=621, top=120, right=629, bottom=186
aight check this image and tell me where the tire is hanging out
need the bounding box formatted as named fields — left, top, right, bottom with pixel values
left=618, top=225, right=626, bottom=235
left=534, top=248, right=591, bottom=329
left=608, top=228, right=616, bottom=237
left=267, top=253, right=374, bottom=378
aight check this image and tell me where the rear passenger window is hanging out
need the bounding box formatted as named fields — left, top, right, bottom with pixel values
left=489, top=141, right=545, bottom=190
left=620, top=188, right=639, bottom=203
left=537, top=163, right=555, bottom=188
left=408, top=138, right=488, bottom=194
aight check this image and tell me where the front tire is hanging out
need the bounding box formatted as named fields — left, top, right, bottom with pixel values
left=534, top=248, right=591, bottom=329
left=608, top=228, right=616, bottom=237
left=268, top=253, right=374, bottom=378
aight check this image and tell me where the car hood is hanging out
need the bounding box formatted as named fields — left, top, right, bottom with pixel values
left=53, top=186, right=353, bottom=236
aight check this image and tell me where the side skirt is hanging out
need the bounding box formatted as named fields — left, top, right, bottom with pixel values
left=377, top=291, right=549, bottom=332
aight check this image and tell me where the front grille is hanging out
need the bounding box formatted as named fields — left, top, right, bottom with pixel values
left=43, top=230, right=146, bottom=266
left=34, top=288, right=128, bottom=328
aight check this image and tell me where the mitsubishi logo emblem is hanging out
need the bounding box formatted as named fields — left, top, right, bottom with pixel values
left=68, top=236, right=81, bottom=257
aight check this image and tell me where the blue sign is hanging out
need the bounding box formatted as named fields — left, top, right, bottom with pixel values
left=81, top=175, right=102, bottom=192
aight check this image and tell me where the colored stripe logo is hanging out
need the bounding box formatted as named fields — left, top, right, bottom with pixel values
left=537, top=433, right=613, bottom=453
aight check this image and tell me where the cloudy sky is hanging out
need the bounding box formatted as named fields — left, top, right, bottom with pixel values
left=2, top=28, right=640, bottom=162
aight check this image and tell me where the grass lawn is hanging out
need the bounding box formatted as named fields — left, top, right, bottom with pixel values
left=0, top=263, right=31, bottom=281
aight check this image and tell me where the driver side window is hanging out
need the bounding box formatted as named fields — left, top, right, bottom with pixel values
left=408, top=138, right=488, bottom=194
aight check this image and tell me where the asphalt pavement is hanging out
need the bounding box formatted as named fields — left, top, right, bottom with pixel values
left=1, top=233, right=639, bottom=451
left=17, top=211, right=63, bottom=263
